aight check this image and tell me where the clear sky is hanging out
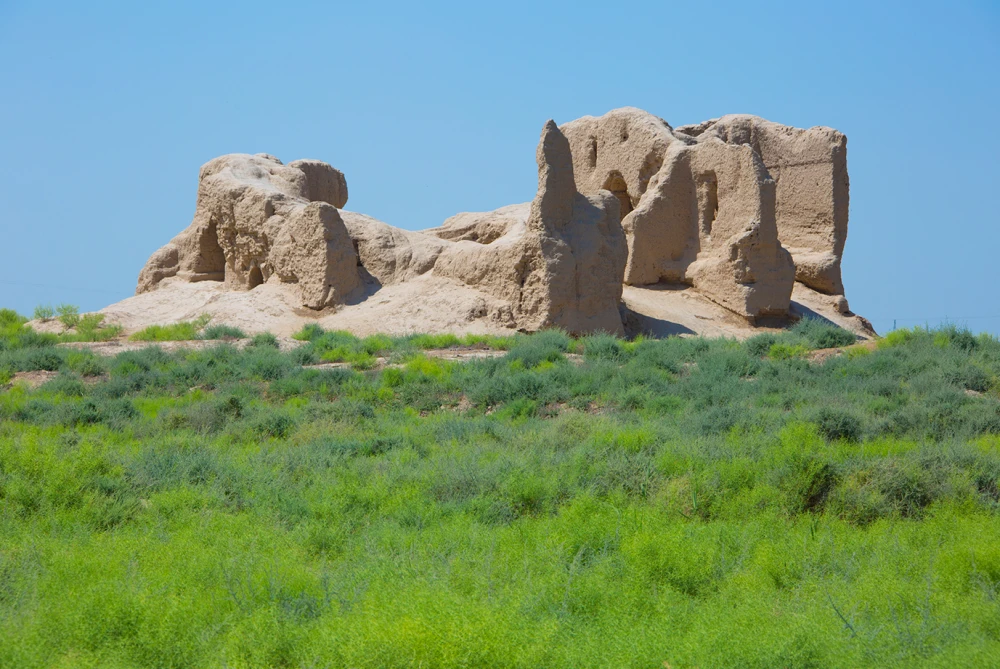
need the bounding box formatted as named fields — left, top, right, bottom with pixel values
left=1, top=0, right=997, bottom=335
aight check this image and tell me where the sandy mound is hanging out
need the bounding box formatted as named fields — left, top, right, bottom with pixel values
left=98, top=270, right=872, bottom=342
left=622, top=282, right=873, bottom=340
left=101, top=274, right=520, bottom=338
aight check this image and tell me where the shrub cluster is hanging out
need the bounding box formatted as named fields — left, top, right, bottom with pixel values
left=2, top=311, right=1000, bottom=666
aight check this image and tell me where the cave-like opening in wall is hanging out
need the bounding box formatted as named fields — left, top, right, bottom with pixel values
left=247, top=264, right=264, bottom=289
left=602, top=172, right=633, bottom=220
left=696, top=172, right=718, bottom=241
left=190, top=219, right=226, bottom=283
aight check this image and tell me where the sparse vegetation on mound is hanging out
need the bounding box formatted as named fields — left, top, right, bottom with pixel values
left=129, top=314, right=212, bottom=342
left=1, top=310, right=999, bottom=667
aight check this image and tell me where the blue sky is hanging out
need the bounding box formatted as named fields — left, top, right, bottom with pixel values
left=1, top=0, right=997, bottom=334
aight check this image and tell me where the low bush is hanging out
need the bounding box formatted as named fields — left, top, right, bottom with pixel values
left=1, top=309, right=59, bottom=351
left=768, top=341, right=810, bottom=360
left=39, top=372, right=86, bottom=397
left=201, top=324, right=247, bottom=340
left=56, top=303, right=80, bottom=329
left=813, top=406, right=864, bottom=442
left=129, top=314, right=211, bottom=341
left=247, top=332, right=279, bottom=349
left=292, top=322, right=324, bottom=341
left=58, top=313, right=122, bottom=342
left=583, top=332, right=630, bottom=362
left=745, top=332, right=778, bottom=357
left=408, top=333, right=463, bottom=349
left=0, top=308, right=24, bottom=328
left=791, top=317, right=857, bottom=349
left=507, top=329, right=570, bottom=367
left=24, top=348, right=64, bottom=371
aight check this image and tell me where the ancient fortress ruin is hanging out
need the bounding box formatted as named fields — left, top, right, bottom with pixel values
left=130, top=108, right=868, bottom=338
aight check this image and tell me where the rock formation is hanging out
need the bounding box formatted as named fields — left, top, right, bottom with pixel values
left=138, top=122, right=627, bottom=334
left=137, top=154, right=361, bottom=309
left=560, top=107, right=847, bottom=321
left=433, top=121, right=626, bottom=334
left=676, top=116, right=849, bottom=295
left=133, top=107, right=861, bottom=337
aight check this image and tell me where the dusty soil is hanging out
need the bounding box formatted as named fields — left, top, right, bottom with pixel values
left=621, top=282, right=875, bottom=341
left=95, top=274, right=517, bottom=339
left=6, top=370, right=60, bottom=389
left=88, top=274, right=876, bottom=342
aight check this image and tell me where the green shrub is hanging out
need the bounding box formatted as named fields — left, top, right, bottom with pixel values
left=289, top=344, right=318, bottom=366
left=497, top=397, right=538, bottom=419
left=0, top=326, right=57, bottom=351
left=879, top=327, right=918, bottom=349
left=59, top=313, right=122, bottom=342
left=33, top=304, right=54, bottom=321
left=314, top=330, right=361, bottom=358
left=201, top=324, right=247, bottom=340
left=480, top=334, right=516, bottom=350
left=40, top=373, right=86, bottom=397
left=248, top=407, right=297, bottom=439
left=947, top=365, right=992, bottom=393
left=129, top=314, right=211, bottom=341
left=507, top=329, right=570, bottom=367
left=0, top=310, right=36, bottom=352
left=813, top=407, right=863, bottom=442
left=361, top=334, right=393, bottom=356
left=292, top=323, right=325, bottom=341
left=61, top=397, right=139, bottom=427
left=25, top=348, right=64, bottom=371
left=791, top=317, right=856, bottom=349
left=171, top=394, right=245, bottom=433
left=694, top=404, right=741, bottom=435
left=64, top=351, right=107, bottom=377
left=768, top=342, right=809, bottom=360
left=937, top=325, right=979, bottom=352
left=829, top=457, right=944, bottom=523
left=583, top=333, right=629, bottom=362
left=56, top=304, right=80, bottom=328
left=409, top=333, right=462, bottom=349
left=0, top=308, right=25, bottom=328
left=248, top=332, right=279, bottom=349
left=745, top=333, right=778, bottom=357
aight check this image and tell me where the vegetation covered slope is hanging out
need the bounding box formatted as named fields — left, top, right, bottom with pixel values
left=1, top=308, right=1000, bottom=668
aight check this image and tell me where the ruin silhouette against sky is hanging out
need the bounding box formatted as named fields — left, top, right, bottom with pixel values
left=1, top=0, right=997, bottom=334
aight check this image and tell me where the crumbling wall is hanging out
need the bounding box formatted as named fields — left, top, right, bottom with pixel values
left=136, top=107, right=851, bottom=331
left=562, top=108, right=798, bottom=321
left=435, top=121, right=627, bottom=334
left=677, top=115, right=849, bottom=295
left=137, top=153, right=361, bottom=309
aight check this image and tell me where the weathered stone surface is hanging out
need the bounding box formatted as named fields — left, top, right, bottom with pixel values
left=682, top=139, right=796, bottom=319
left=561, top=109, right=796, bottom=321
left=435, top=121, right=627, bottom=334
left=137, top=153, right=360, bottom=309
left=287, top=159, right=348, bottom=208
left=425, top=203, right=528, bottom=244
left=134, top=107, right=855, bottom=334
left=676, top=115, right=849, bottom=295
left=521, top=121, right=627, bottom=334
left=270, top=202, right=361, bottom=309
left=560, top=107, right=676, bottom=218
left=340, top=211, right=445, bottom=286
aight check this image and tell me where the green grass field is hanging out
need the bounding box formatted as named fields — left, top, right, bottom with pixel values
left=2, top=307, right=1000, bottom=668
